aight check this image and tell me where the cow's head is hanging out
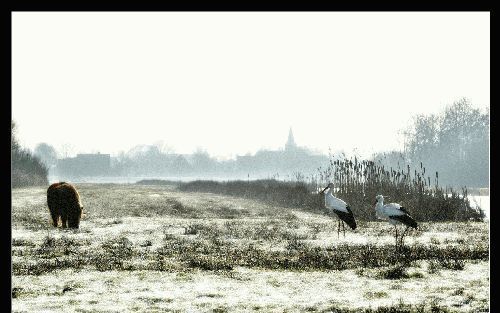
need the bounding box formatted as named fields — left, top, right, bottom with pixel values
left=67, top=204, right=83, bottom=229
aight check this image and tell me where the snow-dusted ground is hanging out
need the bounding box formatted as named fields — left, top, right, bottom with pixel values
left=12, top=184, right=489, bottom=312
left=12, top=262, right=489, bottom=313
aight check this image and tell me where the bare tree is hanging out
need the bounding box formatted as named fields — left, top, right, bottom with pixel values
left=402, top=98, right=489, bottom=187
left=34, top=143, right=58, bottom=167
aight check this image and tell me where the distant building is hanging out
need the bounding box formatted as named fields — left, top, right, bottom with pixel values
left=285, top=127, right=297, bottom=151
left=234, top=128, right=329, bottom=176
left=56, top=153, right=111, bottom=177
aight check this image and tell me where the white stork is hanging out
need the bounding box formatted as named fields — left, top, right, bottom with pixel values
left=320, top=183, right=357, bottom=237
left=374, top=195, right=418, bottom=249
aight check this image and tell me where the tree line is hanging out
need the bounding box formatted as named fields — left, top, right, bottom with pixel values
left=42, top=144, right=329, bottom=180
left=11, top=121, right=48, bottom=188
left=374, top=98, right=489, bottom=188
left=17, top=98, right=489, bottom=187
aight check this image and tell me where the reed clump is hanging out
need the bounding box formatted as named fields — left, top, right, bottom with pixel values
left=315, top=155, right=485, bottom=221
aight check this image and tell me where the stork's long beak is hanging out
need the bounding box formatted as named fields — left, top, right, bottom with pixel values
left=321, top=186, right=329, bottom=194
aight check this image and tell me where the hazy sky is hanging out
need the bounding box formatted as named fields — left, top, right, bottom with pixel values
left=12, top=12, right=490, bottom=159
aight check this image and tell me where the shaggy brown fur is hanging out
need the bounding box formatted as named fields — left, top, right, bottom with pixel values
left=47, top=182, right=83, bottom=228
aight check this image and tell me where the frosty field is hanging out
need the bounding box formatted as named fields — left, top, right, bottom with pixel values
left=12, top=184, right=489, bottom=312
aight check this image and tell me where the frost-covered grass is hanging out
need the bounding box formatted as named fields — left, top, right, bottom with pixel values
left=12, top=184, right=489, bottom=312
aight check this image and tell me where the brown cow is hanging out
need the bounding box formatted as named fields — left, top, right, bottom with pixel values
left=47, top=182, right=83, bottom=228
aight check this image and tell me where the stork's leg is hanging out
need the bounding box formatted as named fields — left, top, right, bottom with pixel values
left=399, top=227, right=403, bottom=248
left=337, top=219, right=340, bottom=239
left=394, top=226, right=399, bottom=252
left=342, top=221, right=346, bottom=237
left=400, top=226, right=410, bottom=248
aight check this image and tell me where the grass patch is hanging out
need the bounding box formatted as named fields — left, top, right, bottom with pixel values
left=11, top=287, right=24, bottom=299
left=155, top=237, right=487, bottom=272
left=364, top=291, right=389, bottom=299
left=179, top=179, right=323, bottom=212
left=12, top=238, right=35, bottom=247
left=377, top=264, right=410, bottom=280
left=321, top=301, right=451, bottom=312
left=12, top=227, right=487, bottom=275
left=428, top=258, right=466, bottom=273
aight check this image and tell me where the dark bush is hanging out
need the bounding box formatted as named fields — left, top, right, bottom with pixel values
left=11, top=121, right=48, bottom=188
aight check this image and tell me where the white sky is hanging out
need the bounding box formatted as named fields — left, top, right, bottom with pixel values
left=12, top=12, right=490, bottom=159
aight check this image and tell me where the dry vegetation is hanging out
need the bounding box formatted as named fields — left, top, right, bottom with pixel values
left=177, top=155, right=485, bottom=222
left=12, top=183, right=489, bottom=312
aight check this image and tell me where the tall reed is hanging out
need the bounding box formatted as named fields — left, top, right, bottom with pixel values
left=314, top=155, right=484, bottom=221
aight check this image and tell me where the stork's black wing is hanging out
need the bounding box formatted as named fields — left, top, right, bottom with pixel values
left=334, top=206, right=357, bottom=230
left=389, top=214, right=418, bottom=229
left=399, top=206, right=410, bottom=214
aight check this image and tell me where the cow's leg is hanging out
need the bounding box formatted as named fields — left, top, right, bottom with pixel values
left=50, top=211, right=59, bottom=227
left=48, top=200, right=59, bottom=227
left=68, top=208, right=80, bottom=229
left=61, top=211, right=68, bottom=228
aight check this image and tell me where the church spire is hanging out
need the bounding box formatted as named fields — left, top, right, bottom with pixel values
left=285, top=127, right=296, bottom=150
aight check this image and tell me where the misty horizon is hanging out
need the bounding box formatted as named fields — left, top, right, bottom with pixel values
left=18, top=127, right=367, bottom=160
